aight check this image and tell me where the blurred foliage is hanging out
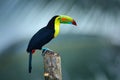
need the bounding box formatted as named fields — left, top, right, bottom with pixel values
left=0, top=34, right=120, bottom=80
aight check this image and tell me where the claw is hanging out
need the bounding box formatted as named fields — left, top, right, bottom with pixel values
left=41, top=48, right=52, bottom=56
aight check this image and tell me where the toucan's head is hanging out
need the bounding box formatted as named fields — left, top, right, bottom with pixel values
left=59, top=15, right=77, bottom=26
left=47, top=15, right=77, bottom=37
left=47, top=15, right=77, bottom=27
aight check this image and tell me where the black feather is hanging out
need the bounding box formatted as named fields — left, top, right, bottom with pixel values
left=26, top=15, right=58, bottom=73
left=29, top=52, right=32, bottom=73
left=27, top=27, right=54, bottom=52
left=26, top=15, right=58, bottom=52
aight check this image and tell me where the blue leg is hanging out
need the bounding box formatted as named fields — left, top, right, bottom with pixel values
left=41, top=48, right=52, bottom=56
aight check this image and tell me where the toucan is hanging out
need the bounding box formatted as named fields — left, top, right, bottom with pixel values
left=26, top=15, right=77, bottom=73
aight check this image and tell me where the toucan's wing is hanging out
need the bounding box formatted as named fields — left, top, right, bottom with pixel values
left=27, top=27, right=54, bottom=52
left=27, top=27, right=54, bottom=73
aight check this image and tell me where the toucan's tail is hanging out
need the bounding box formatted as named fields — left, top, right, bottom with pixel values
left=29, top=52, right=32, bottom=73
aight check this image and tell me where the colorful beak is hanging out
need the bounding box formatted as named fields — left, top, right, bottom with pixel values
left=72, top=20, right=77, bottom=26
left=59, top=15, right=77, bottom=26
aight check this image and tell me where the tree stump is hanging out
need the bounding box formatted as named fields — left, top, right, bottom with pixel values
left=42, top=50, right=62, bottom=80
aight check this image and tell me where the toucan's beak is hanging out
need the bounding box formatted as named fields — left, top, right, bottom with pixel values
left=72, top=20, right=77, bottom=26
left=59, top=15, right=77, bottom=26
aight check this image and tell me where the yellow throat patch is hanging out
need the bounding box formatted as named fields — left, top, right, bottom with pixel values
left=54, top=17, right=60, bottom=38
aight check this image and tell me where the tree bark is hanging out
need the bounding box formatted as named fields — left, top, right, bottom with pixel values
left=42, top=50, right=62, bottom=80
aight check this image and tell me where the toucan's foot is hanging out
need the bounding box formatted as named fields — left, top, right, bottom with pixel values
left=41, top=48, right=52, bottom=56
